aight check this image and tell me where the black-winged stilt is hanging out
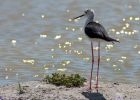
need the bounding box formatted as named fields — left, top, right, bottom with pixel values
left=73, top=9, right=119, bottom=92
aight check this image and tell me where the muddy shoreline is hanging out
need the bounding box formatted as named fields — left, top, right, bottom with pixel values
left=0, top=81, right=140, bottom=100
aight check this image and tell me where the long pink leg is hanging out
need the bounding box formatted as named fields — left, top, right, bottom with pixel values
left=89, top=41, right=94, bottom=90
left=96, top=41, right=100, bottom=92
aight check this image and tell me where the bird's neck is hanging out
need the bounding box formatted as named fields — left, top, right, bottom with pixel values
left=85, top=15, right=94, bottom=27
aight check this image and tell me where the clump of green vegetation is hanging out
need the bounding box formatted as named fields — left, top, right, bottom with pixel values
left=43, top=73, right=86, bottom=88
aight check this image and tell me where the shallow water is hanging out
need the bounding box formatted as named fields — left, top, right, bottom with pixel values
left=0, top=0, right=140, bottom=85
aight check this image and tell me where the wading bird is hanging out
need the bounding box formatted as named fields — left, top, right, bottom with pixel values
left=73, top=9, right=119, bottom=92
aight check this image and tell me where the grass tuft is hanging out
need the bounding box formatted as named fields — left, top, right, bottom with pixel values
left=17, top=82, right=25, bottom=94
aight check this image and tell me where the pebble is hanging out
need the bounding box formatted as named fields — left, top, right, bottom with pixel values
left=113, top=82, right=119, bottom=85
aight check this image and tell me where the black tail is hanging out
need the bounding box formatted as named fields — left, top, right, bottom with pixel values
left=105, top=37, right=120, bottom=43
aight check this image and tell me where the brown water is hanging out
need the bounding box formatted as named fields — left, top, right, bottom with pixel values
left=0, top=0, right=140, bottom=85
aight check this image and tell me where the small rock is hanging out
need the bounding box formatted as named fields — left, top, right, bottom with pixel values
left=58, top=86, right=65, bottom=89
left=18, top=97, right=24, bottom=100
left=42, top=89, right=47, bottom=93
left=124, top=95, right=127, bottom=98
left=113, top=82, right=119, bottom=85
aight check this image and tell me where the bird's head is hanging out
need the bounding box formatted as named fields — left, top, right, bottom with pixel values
left=84, top=9, right=94, bottom=17
left=73, top=9, right=95, bottom=20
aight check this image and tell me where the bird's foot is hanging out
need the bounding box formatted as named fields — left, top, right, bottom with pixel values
left=95, top=86, right=99, bottom=93
left=85, top=87, right=92, bottom=92
left=94, top=84, right=102, bottom=92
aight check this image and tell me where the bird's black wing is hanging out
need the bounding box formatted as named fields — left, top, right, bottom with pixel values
left=84, top=22, right=109, bottom=39
left=85, top=22, right=119, bottom=42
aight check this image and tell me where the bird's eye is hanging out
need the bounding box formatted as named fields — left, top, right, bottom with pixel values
left=85, top=11, right=87, bottom=14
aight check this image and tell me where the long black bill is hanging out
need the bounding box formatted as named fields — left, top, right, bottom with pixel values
left=73, top=14, right=85, bottom=20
